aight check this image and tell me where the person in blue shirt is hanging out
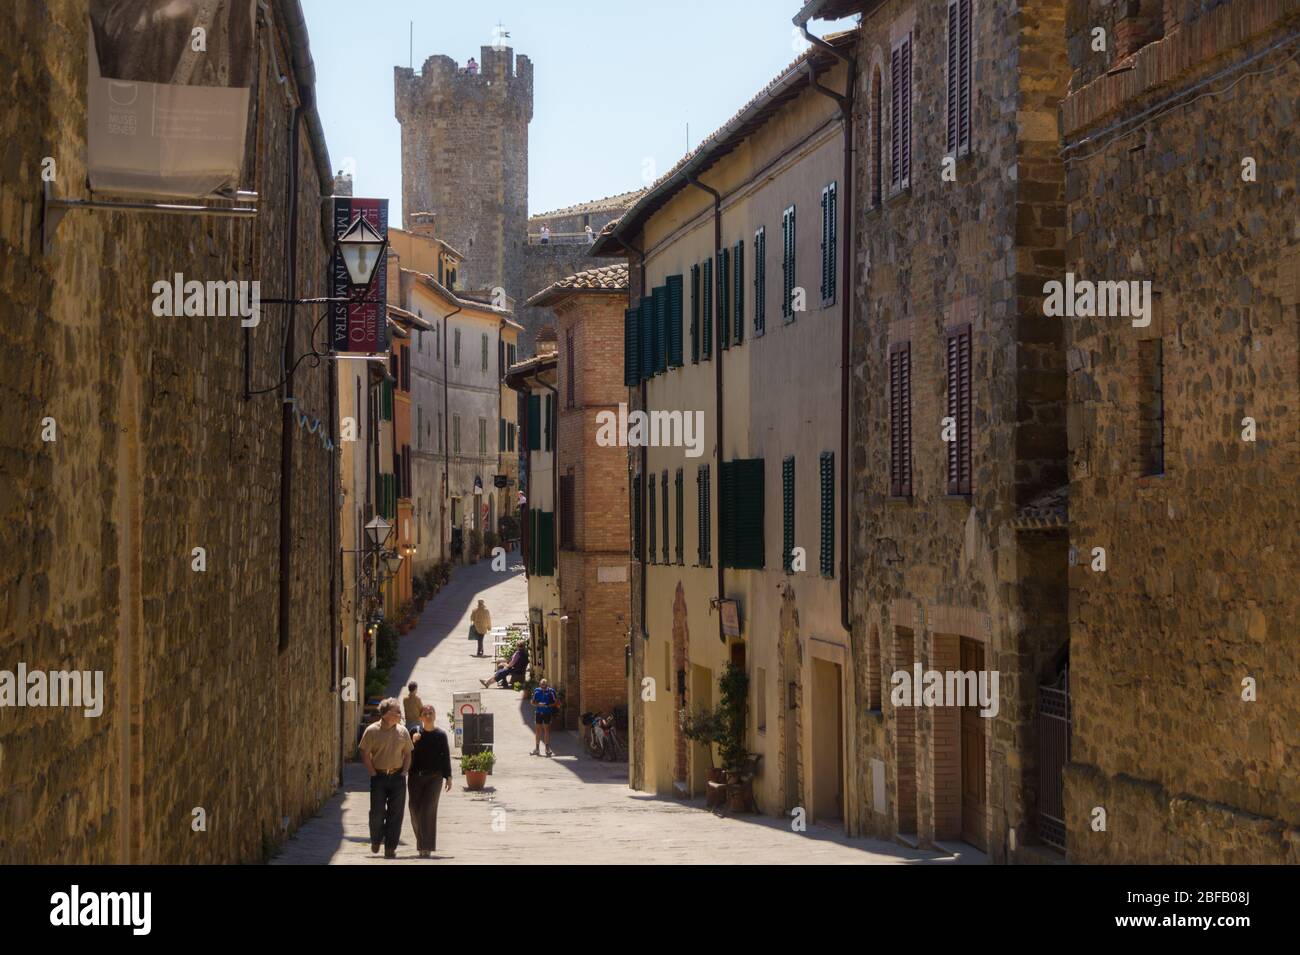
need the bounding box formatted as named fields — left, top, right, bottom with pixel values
left=530, top=678, right=558, bottom=757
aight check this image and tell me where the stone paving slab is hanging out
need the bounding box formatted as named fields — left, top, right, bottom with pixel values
left=273, top=557, right=982, bottom=865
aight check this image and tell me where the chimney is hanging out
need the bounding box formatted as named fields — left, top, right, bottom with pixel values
left=407, top=211, right=438, bottom=239
left=332, top=170, right=353, bottom=196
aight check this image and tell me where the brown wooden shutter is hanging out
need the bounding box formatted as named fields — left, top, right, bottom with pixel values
left=946, top=325, right=972, bottom=495
left=890, top=342, right=912, bottom=497
left=901, top=34, right=913, bottom=186
left=890, top=46, right=902, bottom=188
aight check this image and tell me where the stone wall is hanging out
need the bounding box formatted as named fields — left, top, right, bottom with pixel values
left=0, top=0, right=339, bottom=862
left=1060, top=0, right=1300, bottom=864
left=847, top=0, right=1071, bottom=858
left=518, top=244, right=626, bottom=358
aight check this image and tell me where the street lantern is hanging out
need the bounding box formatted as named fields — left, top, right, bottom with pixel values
left=337, top=214, right=386, bottom=288
left=383, top=551, right=404, bottom=576
left=364, top=516, right=392, bottom=549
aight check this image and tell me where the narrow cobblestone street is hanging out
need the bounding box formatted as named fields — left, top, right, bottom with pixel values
left=274, top=557, right=977, bottom=865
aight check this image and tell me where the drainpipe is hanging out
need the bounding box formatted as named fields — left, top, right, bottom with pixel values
left=278, top=103, right=303, bottom=655
left=442, top=302, right=461, bottom=561
left=622, top=238, right=648, bottom=642
left=799, top=23, right=855, bottom=635
left=685, top=172, right=725, bottom=646
left=541, top=376, right=560, bottom=582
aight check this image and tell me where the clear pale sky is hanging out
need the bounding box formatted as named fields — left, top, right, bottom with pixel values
left=302, top=0, right=857, bottom=225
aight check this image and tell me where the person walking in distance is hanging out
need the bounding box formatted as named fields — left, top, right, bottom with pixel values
left=531, top=678, right=558, bottom=757
left=402, top=682, right=423, bottom=734
left=408, top=705, right=452, bottom=858
left=358, top=699, right=413, bottom=859
left=469, top=599, right=492, bottom=657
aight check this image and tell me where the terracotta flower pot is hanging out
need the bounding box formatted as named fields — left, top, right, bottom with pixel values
left=465, top=770, right=487, bottom=791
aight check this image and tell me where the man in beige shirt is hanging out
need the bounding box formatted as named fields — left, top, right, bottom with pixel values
left=402, top=682, right=423, bottom=733
left=359, top=698, right=413, bottom=858
left=469, top=599, right=492, bottom=657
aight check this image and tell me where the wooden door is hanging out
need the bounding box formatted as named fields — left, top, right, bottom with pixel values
left=960, top=637, right=987, bottom=850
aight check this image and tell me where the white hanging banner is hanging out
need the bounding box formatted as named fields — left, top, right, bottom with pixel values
left=87, top=0, right=256, bottom=199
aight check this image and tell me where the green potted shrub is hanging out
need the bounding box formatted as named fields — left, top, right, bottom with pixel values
left=460, top=750, right=495, bottom=791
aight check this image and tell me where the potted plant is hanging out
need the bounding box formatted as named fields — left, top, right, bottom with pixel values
left=679, top=706, right=727, bottom=799
left=460, top=750, right=495, bottom=791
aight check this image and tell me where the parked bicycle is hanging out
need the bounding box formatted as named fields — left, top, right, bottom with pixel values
left=581, top=707, right=627, bottom=762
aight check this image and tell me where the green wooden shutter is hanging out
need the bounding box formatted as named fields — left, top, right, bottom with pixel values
left=624, top=305, right=640, bottom=387
left=648, top=473, right=656, bottom=563
left=527, top=394, right=541, bottom=451
left=528, top=508, right=537, bottom=575
left=721, top=458, right=765, bottom=570
left=675, top=468, right=684, bottom=564
left=640, top=295, right=654, bottom=379
left=702, top=260, right=713, bottom=359
left=667, top=274, right=684, bottom=367
left=718, top=247, right=730, bottom=350
left=782, top=456, right=795, bottom=573
left=661, top=470, right=669, bottom=564
left=754, top=227, right=766, bottom=336
left=734, top=239, right=744, bottom=344
left=653, top=285, right=668, bottom=374
left=697, top=464, right=711, bottom=567
left=820, top=451, right=834, bottom=577
left=781, top=209, right=791, bottom=319
left=690, top=265, right=700, bottom=364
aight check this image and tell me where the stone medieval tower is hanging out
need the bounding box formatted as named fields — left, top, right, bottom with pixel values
left=395, top=45, right=533, bottom=307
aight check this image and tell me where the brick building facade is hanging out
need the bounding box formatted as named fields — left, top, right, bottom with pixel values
left=0, top=0, right=340, bottom=862
left=1059, top=0, right=1300, bottom=863
left=525, top=265, right=632, bottom=721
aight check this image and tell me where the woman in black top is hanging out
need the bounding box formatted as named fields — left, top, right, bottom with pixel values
left=408, top=705, right=452, bottom=857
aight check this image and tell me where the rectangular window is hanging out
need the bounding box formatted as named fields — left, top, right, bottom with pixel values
left=478, top=417, right=486, bottom=455
left=481, top=333, right=489, bottom=373
left=661, top=470, right=669, bottom=565
left=632, top=476, right=643, bottom=561
left=454, top=328, right=461, bottom=367
left=566, top=329, right=575, bottom=407
left=891, top=34, right=913, bottom=190
left=527, top=394, right=541, bottom=452
left=782, top=456, right=795, bottom=573
left=782, top=206, right=797, bottom=321
left=821, top=182, right=837, bottom=307
left=639, top=295, right=655, bottom=380
left=733, top=239, right=744, bottom=344
left=697, top=464, right=711, bottom=567
left=889, top=343, right=913, bottom=497
left=675, top=468, right=684, bottom=565
left=690, top=265, right=701, bottom=363
left=947, top=0, right=972, bottom=157
left=720, top=458, right=765, bottom=570
left=499, top=416, right=506, bottom=452
left=624, top=304, right=641, bottom=387
left=453, top=414, right=461, bottom=455
left=544, top=393, right=554, bottom=452
left=754, top=227, right=766, bottom=336
left=648, top=472, right=657, bottom=564
left=507, top=421, right=516, bottom=452
left=945, top=324, right=973, bottom=495
left=559, top=473, right=575, bottom=550
left=508, top=342, right=517, bottom=367
left=702, top=259, right=713, bottom=359
left=667, top=274, right=684, bottom=367
left=718, top=247, right=731, bottom=350
left=436, top=322, right=441, bottom=359
left=1138, top=339, right=1165, bottom=476
left=654, top=285, right=669, bottom=374
left=820, top=451, right=835, bottom=577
